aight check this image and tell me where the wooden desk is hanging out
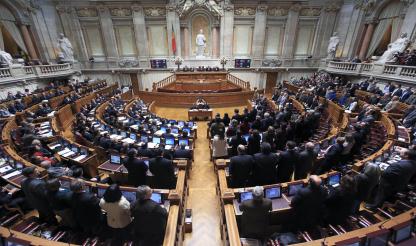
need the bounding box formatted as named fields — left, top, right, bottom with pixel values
left=188, top=109, right=213, bottom=121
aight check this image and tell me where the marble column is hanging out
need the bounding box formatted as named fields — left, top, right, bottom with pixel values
left=220, top=3, right=234, bottom=57
left=400, top=1, right=416, bottom=41
left=132, top=5, right=149, bottom=59
left=98, top=6, right=119, bottom=61
left=212, top=27, right=219, bottom=58
left=282, top=4, right=301, bottom=59
left=69, top=8, right=89, bottom=62
left=252, top=5, right=268, bottom=59
left=19, top=24, right=39, bottom=60
left=0, top=27, right=4, bottom=50
left=358, top=22, right=376, bottom=60
left=183, top=27, right=190, bottom=57
left=166, top=4, right=181, bottom=57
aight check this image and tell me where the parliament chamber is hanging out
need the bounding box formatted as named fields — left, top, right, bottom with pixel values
left=1, top=0, right=416, bottom=246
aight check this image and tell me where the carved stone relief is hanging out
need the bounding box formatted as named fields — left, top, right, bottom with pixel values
left=76, top=8, right=98, bottom=17
left=110, top=8, right=132, bottom=17
left=234, top=7, right=256, bottom=16
left=144, top=7, right=166, bottom=17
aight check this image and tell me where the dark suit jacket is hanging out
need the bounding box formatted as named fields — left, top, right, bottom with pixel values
left=382, top=159, right=416, bottom=191
left=239, top=198, right=272, bottom=238
left=291, top=185, right=327, bottom=229
left=229, top=154, right=254, bottom=187
left=295, top=150, right=317, bottom=180
left=138, top=147, right=154, bottom=158
left=325, top=188, right=355, bottom=225
left=21, top=177, right=51, bottom=214
left=124, top=157, right=149, bottom=187
left=253, top=152, right=278, bottom=185
left=247, top=135, right=261, bottom=155
left=173, top=148, right=192, bottom=159
left=277, top=150, right=299, bottom=182
left=149, top=157, right=176, bottom=189
left=71, top=191, right=102, bottom=228
left=131, top=199, right=168, bottom=245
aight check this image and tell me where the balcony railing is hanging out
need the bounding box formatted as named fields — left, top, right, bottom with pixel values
left=325, top=61, right=416, bottom=83
left=152, top=74, right=176, bottom=91
left=0, top=63, right=76, bottom=83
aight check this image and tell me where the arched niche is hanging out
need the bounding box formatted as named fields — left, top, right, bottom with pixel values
left=181, top=8, right=220, bottom=58
left=0, top=2, right=28, bottom=55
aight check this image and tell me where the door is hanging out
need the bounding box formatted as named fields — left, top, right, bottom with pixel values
left=265, top=72, right=278, bottom=95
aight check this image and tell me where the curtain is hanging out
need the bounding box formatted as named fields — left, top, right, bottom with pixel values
left=391, top=17, right=401, bottom=42
left=0, top=20, right=27, bottom=53
left=366, top=1, right=402, bottom=57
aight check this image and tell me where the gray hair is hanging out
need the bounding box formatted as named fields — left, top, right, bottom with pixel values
left=252, top=186, right=264, bottom=199
left=136, top=185, right=152, bottom=201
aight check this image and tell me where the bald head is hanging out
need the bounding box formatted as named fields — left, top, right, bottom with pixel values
left=309, top=175, right=322, bottom=188
left=305, top=142, right=314, bottom=151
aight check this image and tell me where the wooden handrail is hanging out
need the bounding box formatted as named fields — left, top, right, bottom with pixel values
left=227, top=73, right=250, bottom=90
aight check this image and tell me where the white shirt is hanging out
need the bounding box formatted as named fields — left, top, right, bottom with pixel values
left=99, top=196, right=132, bottom=228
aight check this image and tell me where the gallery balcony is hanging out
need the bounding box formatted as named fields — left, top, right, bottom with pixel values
left=0, top=63, right=79, bottom=84
left=324, top=61, right=416, bottom=84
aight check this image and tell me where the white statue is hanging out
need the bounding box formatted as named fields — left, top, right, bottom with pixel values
left=327, top=32, right=340, bottom=59
left=196, top=29, right=206, bottom=58
left=376, top=33, right=410, bottom=64
left=57, top=33, right=74, bottom=62
left=0, top=50, right=13, bottom=66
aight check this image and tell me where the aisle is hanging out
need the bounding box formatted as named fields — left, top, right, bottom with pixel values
left=153, top=105, right=245, bottom=246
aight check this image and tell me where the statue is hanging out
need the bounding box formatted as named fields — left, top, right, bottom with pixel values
left=327, top=32, right=340, bottom=60
left=57, top=33, right=74, bottom=62
left=375, top=33, right=410, bottom=64
left=0, top=50, right=13, bottom=66
left=196, top=29, right=206, bottom=58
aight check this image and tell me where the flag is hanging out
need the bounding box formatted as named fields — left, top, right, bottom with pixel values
left=171, top=24, right=177, bottom=55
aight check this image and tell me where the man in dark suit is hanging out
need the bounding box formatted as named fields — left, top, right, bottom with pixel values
left=295, top=142, right=317, bottom=180
left=21, top=167, right=56, bottom=224
left=369, top=149, right=416, bottom=208
left=229, top=145, right=254, bottom=187
left=318, top=137, right=345, bottom=174
left=400, top=87, right=413, bottom=102
left=277, top=141, right=299, bottom=182
left=403, top=107, right=416, bottom=128
left=149, top=148, right=176, bottom=189
left=131, top=185, right=168, bottom=246
left=173, top=141, right=192, bottom=159
left=290, top=175, right=327, bottom=230
left=228, top=130, right=247, bottom=156
left=70, top=180, right=102, bottom=235
left=391, top=84, right=403, bottom=97
left=253, top=143, right=278, bottom=185
left=124, top=148, right=149, bottom=187
left=239, top=186, right=272, bottom=239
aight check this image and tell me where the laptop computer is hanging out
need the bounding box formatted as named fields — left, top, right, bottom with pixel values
left=288, top=182, right=304, bottom=196
left=110, top=154, right=121, bottom=165
left=328, top=173, right=341, bottom=187
left=265, top=187, right=282, bottom=199
left=178, top=139, right=189, bottom=146
left=240, top=191, right=253, bottom=202
left=151, top=192, right=163, bottom=204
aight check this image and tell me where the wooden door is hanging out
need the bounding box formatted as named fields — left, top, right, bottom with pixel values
left=130, top=73, right=140, bottom=95
left=265, top=72, right=278, bottom=95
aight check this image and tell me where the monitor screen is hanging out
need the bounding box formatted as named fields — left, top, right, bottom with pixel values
left=160, top=126, right=167, bottom=133
left=171, top=128, right=179, bottom=134
left=235, top=59, right=251, bottom=68
left=179, top=139, right=189, bottom=146
left=393, top=225, right=412, bottom=243
left=97, top=187, right=106, bottom=198
left=188, top=122, right=194, bottom=127
left=243, top=134, right=249, bottom=142
left=150, top=59, right=167, bottom=69
left=60, top=179, right=71, bottom=189
left=265, top=187, right=281, bottom=199
left=169, top=120, right=177, bottom=124
left=130, top=133, right=137, bottom=140
left=151, top=193, right=162, bottom=204
left=328, top=173, right=341, bottom=186
left=122, top=191, right=137, bottom=203
left=366, top=232, right=389, bottom=246
left=165, top=138, right=174, bottom=145
left=4, top=237, right=30, bottom=246
left=80, top=148, right=88, bottom=156
left=140, top=135, right=148, bottom=143
left=120, top=131, right=127, bottom=138
left=112, top=128, right=118, bottom=134
left=182, top=128, right=191, bottom=135
left=71, top=146, right=78, bottom=153
left=240, top=191, right=253, bottom=202
left=152, top=137, right=161, bottom=144
left=110, top=154, right=121, bottom=164
left=288, top=183, right=303, bottom=196
left=144, top=160, right=149, bottom=166
left=178, top=121, right=185, bottom=127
